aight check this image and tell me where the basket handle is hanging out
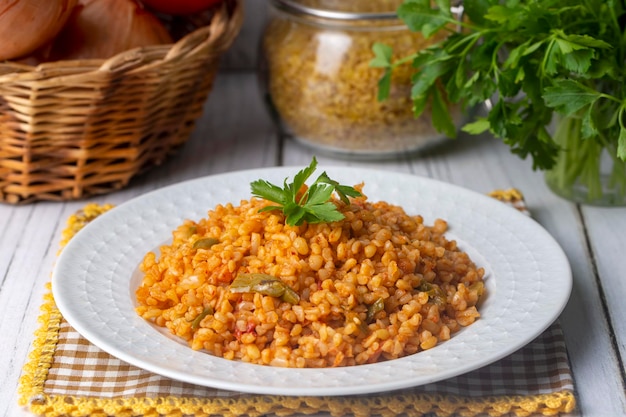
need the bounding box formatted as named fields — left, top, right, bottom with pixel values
left=98, top=48, right=165, bottom=73
left=164, top=1, right=242, bottom=61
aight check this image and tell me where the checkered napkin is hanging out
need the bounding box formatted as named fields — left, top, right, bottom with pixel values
left=19, top=195, right=577, bottom=417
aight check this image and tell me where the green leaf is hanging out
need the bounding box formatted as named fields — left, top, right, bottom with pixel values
left=305, top=183, right=334, bottom=206
left=531, top=128, right=560, bottom=170
left=411, top=58, right=455, bottom=98
left=431, top=87, right=457, bottom=137
left=250, top=180, right=287, bottom=205
left=470, top=38, right=498, bottom=73
left=258, top=205, right=284, bottom=213
left=560, top=34, right=612, bottom=50
left=586, top=56, right=616, bottom=79
left=553, top=35, right=596, bottom=73
left=373, top=38, right=418, bottom=103
left=502, top=114, right=559, bottom=171
left=292, top=156, right=317, bottom=198
left=543, top=80, right=599, bottom=116
left=482, top=5, right=510, bottom=24
left=503, top=44, right=524, bottom=69
left=303, top=202, right=345, bottom=224
left=581, top=105, right=599, bottom=139
left=433, top=0, right=451, bottom=12
left=522, top=40, right=545, bottom=57
left=560, top=48, right=594, bottom=74
left=484, top=4, right=526, bottom=28
left=285, top=205, right=306, bottom=226
left=504, top=40, right=542, bottom=69
left=314, top=171, right=333, bottom=184
left=462, top=118, right=490, bottom=135
left=513, top=65, right=526, bottom=84
left=453, top=57, right=467, bottom=91
left=463, top=0, right=491, bottom=26
left=370, top=43, right=393, bottom=68
left=520, top=64, right=542, bottom=104
left=377, top=69, right=392, bottom=102
left=543, top=41, right=560, bottom=75
left=412, top=86, right=430, bottom=118
left=554, top=38, right=584, bottom=55
left=316, top=172, right=362, bottom=204
left=498, top=69, right=521, bottom=98
left=335, top=184, right=362, bottom=202
left=398, top=1, right=449, bottom=38
left=487, top=100, right=509, bottom=138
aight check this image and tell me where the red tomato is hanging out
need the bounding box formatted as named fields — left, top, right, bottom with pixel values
left=141, top=0, right=223, bottom=15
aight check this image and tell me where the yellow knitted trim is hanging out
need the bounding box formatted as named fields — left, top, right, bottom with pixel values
left=19, top=204, right=576, bottom=417
left=21, top=388, right=578, bottom=417
left=58, top=203, right=115, bottom=250
left=19, top=203, right=114, bottom=409
left=17, top=283, right=61, bottom=410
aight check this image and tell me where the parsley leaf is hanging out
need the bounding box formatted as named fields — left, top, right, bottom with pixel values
left=542, top=80, right=599, bottom=116
left=250, top=157, right=362, bottom=226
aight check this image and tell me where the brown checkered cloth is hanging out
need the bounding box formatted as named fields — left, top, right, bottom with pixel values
left=19, top=197, right=578, bottom=417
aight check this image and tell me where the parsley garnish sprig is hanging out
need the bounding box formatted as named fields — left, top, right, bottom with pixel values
left=372, top=0, right=626, bottom=178
left=250, top=157, right=362, bottom=226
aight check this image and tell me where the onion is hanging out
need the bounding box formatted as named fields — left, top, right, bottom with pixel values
left=45, top=0, right=173, bottom=61
left=0, top=0, right=77, bottom=60
left=141, top=0, right=223, bottom=15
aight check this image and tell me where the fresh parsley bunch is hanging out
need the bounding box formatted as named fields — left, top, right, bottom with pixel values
left=372, top=0, right=626, bottom=172
left=250, top=157, right=362, bottom=226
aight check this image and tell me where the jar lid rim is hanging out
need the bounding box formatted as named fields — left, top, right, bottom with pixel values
left=269, top=0, right=399, bottom=20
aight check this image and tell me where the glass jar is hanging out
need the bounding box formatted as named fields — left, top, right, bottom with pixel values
left=259, top=0, right=464, bottom=159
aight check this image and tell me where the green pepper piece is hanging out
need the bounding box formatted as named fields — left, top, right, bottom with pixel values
left=281, top=286, right=300, bottom=304
left=190, top=306, right=214, bottom=330
left=469, top=281, right=485, bottom=296
left=174, top=225, right=197, bottom=240
left=366, top=298, right=385, bottom=322
left=346, top=310, right=369, bottom=334
left=192, top=237, right=219, bottom=249
left=418, top=281, right=447, bottom=307
left=230, top=273, right=300, bottom=304
left=245, top=276, right=285, bottom=297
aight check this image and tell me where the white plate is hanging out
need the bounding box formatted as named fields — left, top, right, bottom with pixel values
left=52, top=166, right=572, bottom=396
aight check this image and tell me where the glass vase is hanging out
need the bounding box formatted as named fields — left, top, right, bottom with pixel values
left=544, top=116, right=626, bottom=206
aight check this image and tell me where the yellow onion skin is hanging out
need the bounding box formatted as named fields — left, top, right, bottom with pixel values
left=45, top=0, right=173, bottom=61
left=0, top=0, right=77, bottom=60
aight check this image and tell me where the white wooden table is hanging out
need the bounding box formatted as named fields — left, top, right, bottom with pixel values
left=1, top=3, right=625, bottom=416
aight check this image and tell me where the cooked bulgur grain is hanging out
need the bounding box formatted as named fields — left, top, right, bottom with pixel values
left=135, top=187, right=484, bottom=368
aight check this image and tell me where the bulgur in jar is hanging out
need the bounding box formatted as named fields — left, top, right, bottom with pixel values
left=259, top=0, right=464, bottom=159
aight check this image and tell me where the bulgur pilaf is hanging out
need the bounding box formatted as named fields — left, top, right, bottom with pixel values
left=135, top=187, right=484, bottom=368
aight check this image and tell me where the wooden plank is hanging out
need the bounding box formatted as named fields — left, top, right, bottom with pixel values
left=0, top=202, right=71, bottom=416
left=581, top=205, right=626, bottom=401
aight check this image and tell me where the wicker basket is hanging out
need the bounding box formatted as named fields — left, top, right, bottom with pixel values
left=0, top=1, right=243, bottom=204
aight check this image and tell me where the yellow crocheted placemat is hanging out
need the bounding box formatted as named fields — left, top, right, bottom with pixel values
left=19, top=201, right=577, bottom=417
